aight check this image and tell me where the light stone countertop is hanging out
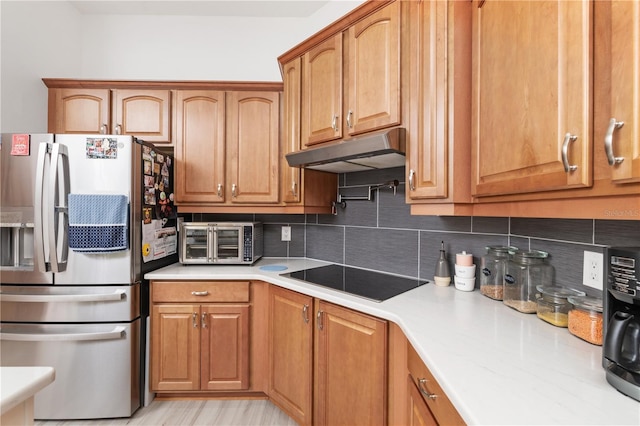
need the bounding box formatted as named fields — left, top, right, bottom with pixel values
left=145, top=258, right=640, bottom=425
left=0, top=367, right=55, bottom=415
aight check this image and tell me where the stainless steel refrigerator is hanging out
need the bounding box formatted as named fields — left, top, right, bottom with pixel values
left=0, top=134, right=178, bottom=419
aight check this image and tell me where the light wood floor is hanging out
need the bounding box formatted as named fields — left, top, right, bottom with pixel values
left=35, top=399, right=297, bottom=426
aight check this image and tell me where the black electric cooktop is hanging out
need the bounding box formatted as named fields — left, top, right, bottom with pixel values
left=282, top=264, right=427, bottom=302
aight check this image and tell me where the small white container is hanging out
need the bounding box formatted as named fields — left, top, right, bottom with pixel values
left=454, top=264, right=476, bottom=278
left=434, top=276, right=451, bottom=287
left=456, top=251, right=474, bottom=266
left=455, top=275, right=476, bottom=291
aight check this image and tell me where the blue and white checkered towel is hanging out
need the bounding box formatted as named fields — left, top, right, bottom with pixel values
left=68, top=194, right=129, bottom=253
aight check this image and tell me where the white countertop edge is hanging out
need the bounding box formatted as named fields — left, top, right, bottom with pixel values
left=145, top=258, right=640, bottom=425
left=0, top=366, right=56, bottom=415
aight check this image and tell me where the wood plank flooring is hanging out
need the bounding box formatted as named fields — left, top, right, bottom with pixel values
left=35, top=399, right=297, bottom=426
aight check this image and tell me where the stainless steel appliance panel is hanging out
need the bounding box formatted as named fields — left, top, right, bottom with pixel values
left=0, top=321, right=140, bottom=419
left=0, top=134, right=54, bottom=284
left=0, top=284, right=139, bottom=323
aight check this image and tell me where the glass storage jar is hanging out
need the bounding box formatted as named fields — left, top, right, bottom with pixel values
left=567, top=295, right=604, bottom=345
left=479, top=246, right=518, bottom=300
left=535, top=285, right=585, bottom=327
left=503, top=250, right=553, bottom=313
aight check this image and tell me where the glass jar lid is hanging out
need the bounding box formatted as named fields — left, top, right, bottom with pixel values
left=536, top=285, right=585, bottom=303
left=567, top=295, right=603, bottom=313
left=512, top=250, right=548, bottom=263
left=486, top=245, right=518, bottom=255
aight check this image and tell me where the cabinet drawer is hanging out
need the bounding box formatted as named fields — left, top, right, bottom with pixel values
left=408, top=344, right=465, bottom=426
left=151, top=281, right=250, bottom=303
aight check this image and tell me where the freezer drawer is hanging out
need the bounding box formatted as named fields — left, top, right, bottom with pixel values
left=0, top=320, right=140, bottom=420
left=0, top=284, right=139, bottom=322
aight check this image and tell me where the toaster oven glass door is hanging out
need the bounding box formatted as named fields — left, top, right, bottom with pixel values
left=214, top=226, right=242, bottom=262
left=183, top=226, right=210, bottom=262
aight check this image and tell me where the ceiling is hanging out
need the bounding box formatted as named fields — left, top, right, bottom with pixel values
left=68, top=1, right=332, bottom=17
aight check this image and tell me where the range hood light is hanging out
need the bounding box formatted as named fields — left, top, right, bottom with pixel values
left=285, top=127, right=406, bottom=173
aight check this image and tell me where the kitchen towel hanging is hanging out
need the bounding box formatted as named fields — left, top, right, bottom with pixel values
left=68, top=194, right=129, bottom=253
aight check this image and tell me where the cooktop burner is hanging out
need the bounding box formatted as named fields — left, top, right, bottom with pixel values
left=282, top=264, right=427, bottom=302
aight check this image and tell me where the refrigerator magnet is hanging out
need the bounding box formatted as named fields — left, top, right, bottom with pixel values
left=10, top=134, right=30, bottom=156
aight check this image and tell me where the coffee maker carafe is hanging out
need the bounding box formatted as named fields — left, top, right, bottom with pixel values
left=603, top=246, right=640, bottom=401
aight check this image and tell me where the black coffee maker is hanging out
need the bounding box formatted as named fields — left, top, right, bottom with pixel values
left=603, top=246, right=640, bottom=401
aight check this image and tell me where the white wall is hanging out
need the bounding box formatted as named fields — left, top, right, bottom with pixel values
left=0, top=0, right=365, bottom=133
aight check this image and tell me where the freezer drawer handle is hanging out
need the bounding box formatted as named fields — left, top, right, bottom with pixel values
left=0, top=326, right=126, bottom=342
left=0, top=289, right=126, bottom=303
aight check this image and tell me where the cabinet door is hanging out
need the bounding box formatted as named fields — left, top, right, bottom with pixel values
left=48, top=88, right=110, bottom=134
left=174, top=90, right=226, bottom=204
left=346, top=1, right=401, bottom=136
left=281, top=58, right=303, bottom=204
left=112, top=89, right=171, bottom=143
left=314, top=301, right=387, bottom=426
left=151, top=304, right=200, bottom=391
left=472, top=0, right=592, bottom=197
left=226, top=91, right=280, bottom=204
left=408, top=377, right=438, bottom=426
left=607, top=0, right=640, bottom=183
left=200, top=304, right=250, bottom=390
left=269, top=286, right=313, bottom=426
left=301, top=34, right=343, bottom=146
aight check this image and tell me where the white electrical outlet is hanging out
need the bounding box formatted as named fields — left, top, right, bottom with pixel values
left=281, top=226, right=292, bottom=242
left=583, top=250, right=604, bottom=290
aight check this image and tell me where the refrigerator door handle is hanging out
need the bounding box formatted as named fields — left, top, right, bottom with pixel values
left=34, top=142, right=51, bottom=272
left=48, top=143, right=70, bottom=273
left=0, top=289, right=126, bottom=303
left=0, top=326, right=126, bottom=342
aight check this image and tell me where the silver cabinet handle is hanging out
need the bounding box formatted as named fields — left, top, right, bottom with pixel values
left=561, top=133, right=578, bottom=172
left=201, top=313, right=207, bottom=328
left=346, top=110, right=353, bottom=129
left=291, top=180, right=297, bottom=196
left=217, top=183, right=223, bottom=198
left=302, top=304, right=309, bottom=324
left=409, top=169, right=416, bottom=191
left=331, top=115, right=338, bottom=132
left=605, top=118, right=625, bottom=165
left=418, top=378, right=438, bottom=400
left=100, top=124, right=108, bottom=134
left=317, top=310, right=323, bottom=330
left=115, top=124, right=122, bottom=135
left=232, top=184, right=237, bottom=198
left=192, top=312, right=198, bottom=328
left=191, top=291, right=209, bottom=296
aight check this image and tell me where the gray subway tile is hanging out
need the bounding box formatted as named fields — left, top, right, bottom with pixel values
left=306, top=225, right=344, bottom=264
left=345, top=227, right=419, bottom=278
left=510, top=218, right=592, bottom=243
left=472, top=217, right=509, bottom=234
left=594, top=220, right=640, bottom=246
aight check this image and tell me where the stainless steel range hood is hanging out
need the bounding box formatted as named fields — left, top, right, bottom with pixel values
left=285, top=127, right=406, bottom=173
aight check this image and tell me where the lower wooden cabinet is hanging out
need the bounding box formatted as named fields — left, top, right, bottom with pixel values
left=150, top=281, right=250, bottom=392
left=268, top=287, right=388, bottom=426
left=407, top=343, right=465, bottom=425
left=408, top=376, right=438, bottom=426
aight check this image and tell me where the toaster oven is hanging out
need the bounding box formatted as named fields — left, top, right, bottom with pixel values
left=179, top=222, right=263, bottom=264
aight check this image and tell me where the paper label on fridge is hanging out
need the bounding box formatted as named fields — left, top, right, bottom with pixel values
left=85, top=137, right=118, bottom=159
left=10, top=134, right=30, bottom=156
left=141, top=221, right=177, bottom=263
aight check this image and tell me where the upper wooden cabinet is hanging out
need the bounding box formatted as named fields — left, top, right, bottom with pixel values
left=301, top=34, right=343, bottom=146
left=48, top=88, right=110, bottom=134
left=596, top=0, right=640, bottom=185
left=174, top=90, right=226, bottom=205
left=345, top=1, right=401, bottom=136
left=472, top=0, right=592, bottom=197
left=47, top=86, right=171, bottom=144
left=299, top=1, right=401, bottom=147
left=174, top=89, right=281, bottom=209
left=111, top=89, right=171, bottom=143
left=406, top=0, right=473, bottom=215
left=281, top=58, right=339, bottom=213
left=226, top=91, right=280, bottom=204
